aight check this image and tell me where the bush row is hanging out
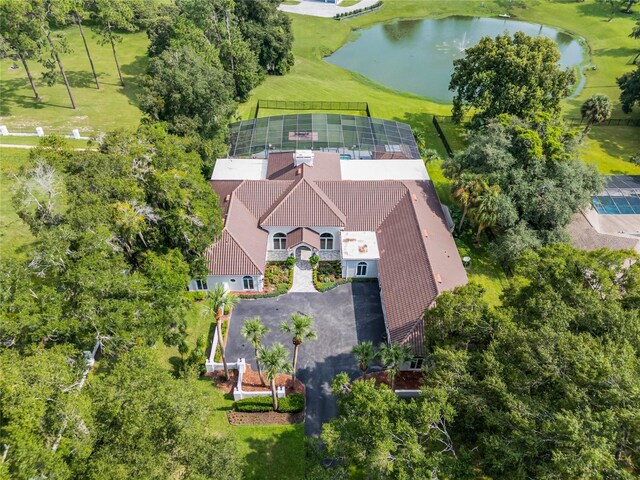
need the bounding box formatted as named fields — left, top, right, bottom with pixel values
left=334, top=1, right=383, bottom=20
left=234, top=393, right=305, bottom=413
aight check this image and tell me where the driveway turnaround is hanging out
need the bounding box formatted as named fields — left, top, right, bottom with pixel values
left=226, top=282, right=386, bottom=436
left=278, top=0, right=380, bottom=18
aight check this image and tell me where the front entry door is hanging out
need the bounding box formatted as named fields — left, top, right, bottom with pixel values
left=295, top=245, right=311, bottom=260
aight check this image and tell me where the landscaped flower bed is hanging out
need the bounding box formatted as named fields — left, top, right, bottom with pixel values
left=313, top=261, right=347, bottom=291
left=239, top=261, right=293, bottom=298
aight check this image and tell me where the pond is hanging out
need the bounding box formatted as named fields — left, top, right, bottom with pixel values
left=325, top=16, right=588, bottom=104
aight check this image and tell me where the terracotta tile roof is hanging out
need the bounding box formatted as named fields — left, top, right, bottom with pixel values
left=225, top=195, right=268, bottom=272
left=259, top=178, right=346, bottom=227
left=233, top=180, right=292, bottom=218
left=287, top=227, right=320, bottom=250
left=210, top=180, right=242, bottom=218
left=207, top=175, right=468, bottom=355
left=377, top=194, right=438, bottom=356
left=204, top=230, right=262, bottom=275
left=266, top=152, right=296, bottom=180
left=266, top=152, right=342, bottom=181
left=316, top=181, right=407, bottom=230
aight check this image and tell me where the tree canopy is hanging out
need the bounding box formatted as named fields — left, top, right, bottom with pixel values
left=2, top=126, right=222, bottom=353
left=449, top=31, right=575, bottom=122
left=320, top=245, right=640, bottom=479
left=617, top=65, right=640, bottom=113
left=443, top=113, right=602, bottom=264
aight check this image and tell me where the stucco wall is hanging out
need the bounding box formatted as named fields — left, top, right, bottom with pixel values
left=342, top=259, right=378, bottom=278
left=189, top=275, right=263, bottom=292
left=264, top=226, right=343, bottom=254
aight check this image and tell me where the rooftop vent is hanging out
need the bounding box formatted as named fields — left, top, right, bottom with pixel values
left=358, top=245, right=368, bottom=253
left=294, top=150, right=314, bottom=167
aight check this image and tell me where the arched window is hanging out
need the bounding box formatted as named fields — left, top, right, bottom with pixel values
left=356, top=262, right=367, bottom=277
left=320, top=233, right=334, bottom=250
left=273, top=232, right=286, bottom=250
left=243, top=276, right=254, bottom=290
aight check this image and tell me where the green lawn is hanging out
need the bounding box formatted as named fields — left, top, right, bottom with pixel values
left=0, top=136, right=92, bottom=148
left=338, top=0, right=363, bottom=7
left=0, top=148, right=34, bottom=258
left=580, top=126, right=640, bottom=174
left=156, top=301, right=305, bottom=480
left=0, top=28, right=147, bottom=134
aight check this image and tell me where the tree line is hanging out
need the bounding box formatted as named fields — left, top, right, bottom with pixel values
left=441, top=25, right=640, bottom=266
left=1, top=1, right=294, bottom=477
left=315, top=245, right=640, bottom=479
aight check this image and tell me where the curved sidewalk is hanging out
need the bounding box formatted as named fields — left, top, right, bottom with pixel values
left=279, top=0, right=380, bottom=18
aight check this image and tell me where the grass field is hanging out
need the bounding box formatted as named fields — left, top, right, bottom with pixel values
left=0, top=27, right=148, bottom=134
left=156, top=301, right=305, bottom=480
left=0, top=148, right=35, bottom=258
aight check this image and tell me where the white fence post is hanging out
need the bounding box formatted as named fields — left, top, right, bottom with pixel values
left=0, top=126, right=8, bottom=135
left=35, top=127, right=44, bottom=137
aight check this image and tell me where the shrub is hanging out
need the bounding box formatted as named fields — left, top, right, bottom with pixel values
left=286, top=256, right=296, bottom=268
left=630, top=152, right=640, bottom=165
left=278, top=393, right=305, bottom=413
left=309, top=254, right=319, bottom=267
left=233, top=393, right=305, bottom=413
left=234, top=396, right=273, bottom=412
left=189, top=291, right=207, bottom=301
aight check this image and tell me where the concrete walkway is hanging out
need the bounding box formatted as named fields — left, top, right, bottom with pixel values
left=290, top=260, right=315, bottom=292
left=279, top=0, right=380, bottom=18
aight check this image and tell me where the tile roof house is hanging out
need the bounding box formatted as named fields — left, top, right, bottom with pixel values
left=192, top=140, right=467, bottom=356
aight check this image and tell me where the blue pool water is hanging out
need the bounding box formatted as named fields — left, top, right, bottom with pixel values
left=340, top=154, right=352, bottom=160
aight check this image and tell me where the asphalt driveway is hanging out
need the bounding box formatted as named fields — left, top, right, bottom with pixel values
left=226, top=281, right=386, bottom=436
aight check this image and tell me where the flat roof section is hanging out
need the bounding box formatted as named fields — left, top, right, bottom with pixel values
left=341, top=231, right=380, bottom=260
left=340, top=159, right=429, bottom=180
left=212, top=158, right=268, bottom=180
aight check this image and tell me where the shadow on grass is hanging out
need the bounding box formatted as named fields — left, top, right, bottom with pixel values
left=0, top=79, right=55, bottom=115
left=120, top=55, right=150, bottom=108
left=65, top=70, right=100, bottom=89
left=242, top=425, right=305, bottom=480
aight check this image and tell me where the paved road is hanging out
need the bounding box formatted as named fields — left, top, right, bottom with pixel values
left=279, top=0, right=380, bottom=18
left=226, top=282, right=386, bottom=435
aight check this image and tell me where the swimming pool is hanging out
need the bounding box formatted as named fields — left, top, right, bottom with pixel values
left=340, top=154, right=352, bottom=160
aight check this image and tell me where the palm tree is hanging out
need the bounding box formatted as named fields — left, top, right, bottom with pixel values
left=378, top=342, right=413, bottom=392
left=257, top=343, right=292, bottom=411
left=241, top=316, right=270, bottom=386
left=280, top=313, right=317, bottom=383
left=352, top=341, right=375, bottom=379
left=452, top=172, right=481, bottom=231
left=468, top=182, right=502, bottom=244
left=206, top=284, right=239, bottom=379
left=580, top=94, right=612, bottom=140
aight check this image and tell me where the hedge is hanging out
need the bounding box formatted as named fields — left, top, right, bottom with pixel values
left=234, top=393, right=305, bottom=413
left=234, top=396, right=273, bottom=412
left=334, top=1, right=383, bottom=20
left=277, top=393, right=305, bottom=413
